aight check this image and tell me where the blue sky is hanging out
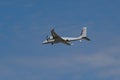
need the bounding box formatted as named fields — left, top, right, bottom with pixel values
left=0, top=0, right=120, bottom=80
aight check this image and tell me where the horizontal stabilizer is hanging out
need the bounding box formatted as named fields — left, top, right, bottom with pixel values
left=82, top=37, right=90, bottom=41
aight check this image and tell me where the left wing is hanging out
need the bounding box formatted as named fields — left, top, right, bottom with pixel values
left=51, top=29, right=71, bottom=45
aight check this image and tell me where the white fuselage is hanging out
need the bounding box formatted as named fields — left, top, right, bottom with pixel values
left=42, top=36, right=82, bottom=44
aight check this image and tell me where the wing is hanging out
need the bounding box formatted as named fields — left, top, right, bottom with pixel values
left=51, top=29, right=71, bottom=45
left=51, top=29, right=59, bottom=39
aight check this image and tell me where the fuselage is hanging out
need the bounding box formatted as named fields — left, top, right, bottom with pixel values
left=42, top=36, right=82, bottom=44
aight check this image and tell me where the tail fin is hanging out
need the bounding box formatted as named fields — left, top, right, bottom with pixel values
left=80, top=27, right=87, bottom=37
left=80, top=27, right=90, bottom=41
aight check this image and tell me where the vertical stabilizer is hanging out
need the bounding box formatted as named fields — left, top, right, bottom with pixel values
left=80, top=27, right=90, bottom=41
left=81, top=27, right=87, bottom=37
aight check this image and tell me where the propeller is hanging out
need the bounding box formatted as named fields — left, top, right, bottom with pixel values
left=46, top=35, right=53, bottom=41
left=46, top=35, right=49, bottom=41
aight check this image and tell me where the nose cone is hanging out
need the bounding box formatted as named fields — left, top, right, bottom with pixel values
left=42, top=40, right=48, bottom=44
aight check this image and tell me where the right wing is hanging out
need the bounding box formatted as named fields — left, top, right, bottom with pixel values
left=51, top=29, right=71, bottom=45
